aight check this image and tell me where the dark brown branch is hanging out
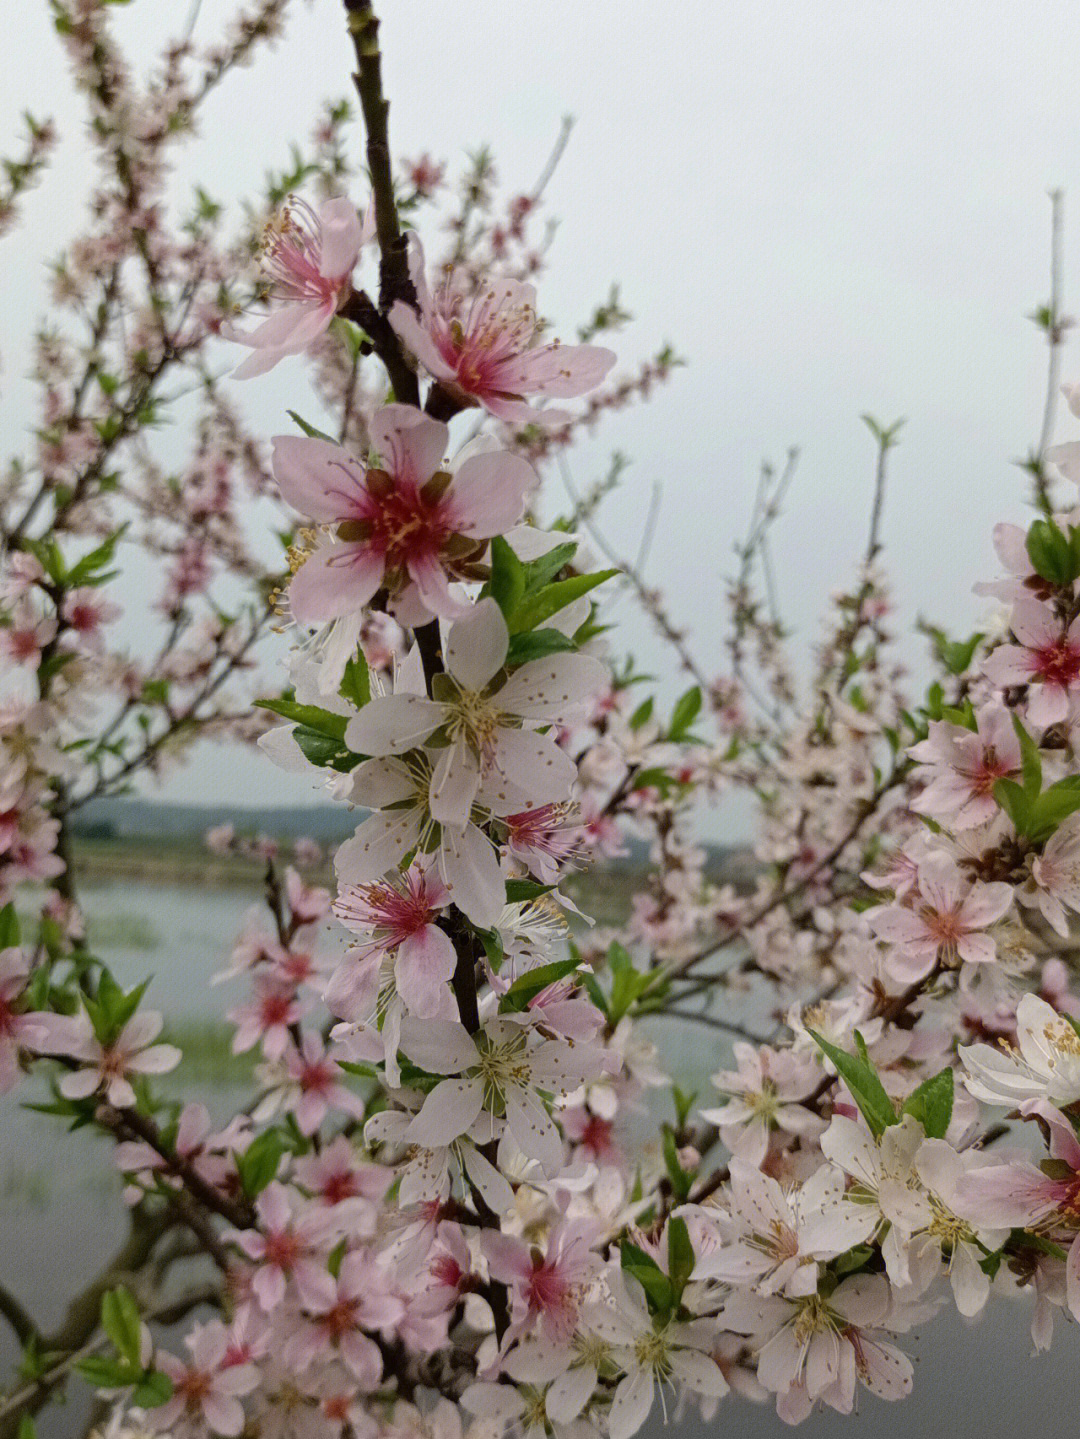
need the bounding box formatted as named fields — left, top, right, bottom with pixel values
left=342, top=0, right=421, bottom=405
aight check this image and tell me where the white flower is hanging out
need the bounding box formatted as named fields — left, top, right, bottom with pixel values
left=819, top=1113, right=926, bottom=1285
left=693, top=1158, right=878, bottom=1297
left=336, top=752, right=506, bottom=927
left=399, top=1015, right=604, bottom=1174
left=959, top=991, right=1080, bottom=1109
left=345, top=598, right=607, bottom=827
left=589, top=1268, right=727, bottom=1439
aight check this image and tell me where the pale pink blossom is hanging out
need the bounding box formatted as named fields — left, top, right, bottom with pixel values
left=335, top=753, right=507, bottom=928
left=868, top=851, right=1013, bottom=982
left=693, top=1159, right=877, bottom=1297
left=700, top=1043, right=825, bottom=1166
left=482, top=1218, right=602, bottom=1344
left=390, top=238, right=615, bottom=426
left=331, top=857, right=455, bottom=1019
left=399, top=1014, right=604, bottom=1174
left=959, top=990, right=1080, bottom=1108
left=1025, top=811, right=1080, bottom=936
left=983, top=599, right=1080, bottom=728
left=722, top=1274, right=914, bottom=1421
left=229, top=196, right=371, bottom=377
left=0, top=948, right=52, bottom=1090
left=233, top=1182, right=340, bottom=1312
left=589, top=1267, right=726, bottom=1439
left=149, top=1321, right=258, bottom=1436
left=908, top=704, right=1021, bottom=829
left=35, top=1008, right=180, bottom=1108
left=272, top=406, right=535, bottom=625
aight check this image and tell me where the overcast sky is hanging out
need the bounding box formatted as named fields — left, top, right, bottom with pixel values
left=7, top=2, right=1080, bottom=818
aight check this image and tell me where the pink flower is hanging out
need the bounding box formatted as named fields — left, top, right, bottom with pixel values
left=35, top=1008, right=180, bottom=1109
left=694, top=1158, right=877, bottom=1297
left=272, top=405, right=535, bottom=624
left=483, top=1218, right=602, bottom=1344
left=869, top=850, right=1013, bottom=982
left=0, top=602, right=56, bottom=669
left=60, top=585, right=121, bottom=651
left=501, top=802, right=585, bottom=885
left=344, top=597, right=607, bottom=827
left=723, top=1273, right=913, bottom=1421
left=331, top=857, right=456, bottom=1019
left=281, top=1030, right=366, bottom=1135
left=1027, top=811, right=1080, bottom=936
left=293, top=1134, right=394, bottom=1209
left=955, top=1101, right=1080, bottom=1322
left=908, top=704, right=1021, bottom=829
left=983, top=598, right=1080, bottom=728
left=284, top=1251, right=402, bottom=1380
left=228, top=978, right=308, bottom=1060
left=229, top=196, right=371, bottom=378
left=150, top=1321, right=258, bottom=1436
left=233, top=1182, right=339, bottom=1311
left=390, top=239, right=615, bottom=426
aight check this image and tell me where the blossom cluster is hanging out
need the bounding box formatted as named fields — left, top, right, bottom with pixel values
left=8, top=5, right=1080, bottom=1439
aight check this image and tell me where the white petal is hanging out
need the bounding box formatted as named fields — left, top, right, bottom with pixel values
left=446, top=598, right=509, bottom=690
left=429, top=740, right=481, bottom=828
left=407, top=1076, right=485, bottom=1146
left=334, top=810, right=423, bottom=883
left=492, top=728, right=577, bottom=805
left=398, top=1017, right=478, bottom=1073
left=439, top=823, right=505, bottom=927
left=345, top=694, right=443, bottom=755
left=497, top=653, right=609, bottom=719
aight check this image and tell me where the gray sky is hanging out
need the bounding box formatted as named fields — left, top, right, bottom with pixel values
left=6, top=1, right=1080, bottom=814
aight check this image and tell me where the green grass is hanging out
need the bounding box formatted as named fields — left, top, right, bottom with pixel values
left=161, top=1019, right=257, bottom=1089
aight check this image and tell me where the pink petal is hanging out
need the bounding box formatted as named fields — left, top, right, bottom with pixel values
left=289, top=544, right=385, bottom=625
left=271, top=435, right=370, bottom=523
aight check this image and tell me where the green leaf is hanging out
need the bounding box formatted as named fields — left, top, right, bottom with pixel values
left=18, top=1415, right=37, bottom=1439
left=669, top=686, right=702, bottom=741
left=629, top=697, right=654, bottom=730
left=131, top=1370, right=174, bottom=1408
left=505, top=628, right=578, bottom=666
left=0, top=902, right=20, bottom=949
left=236, top=1130, right=285, bottom=1197
left=255, top=698, right=347, bottom=740
left=500, top=957, right=582, bottom=1013
left=291, top=726, right=363, bottom=773
left=1027, top=775, right=1080, bottom=843
left=809, top=1030, right=896, bottom=1138
left=286, top=409, right=338, bottom=443
left=901, top=1066, right=954, bottom=1139
left=503, top=879, right=556, bottom=903
left=993, top=776, right=1032, bottom=835
left=520, top=540, right=578, bottom=591
left=101, top=1287, right=142, bottom=1368
left=1012, top=715, right=1043, bottom=798
left=340, top=653, right=370, bottom=709
left=488, top=535, right=526, bottom=621
left=1026, top=518, right=1077, bottom=586
left=75, top=1355, right=138, bottom=1388
left=666, top=1216, right=695, bottom=1302
left=509, top=569, right=619, bottom=634
left=620, top=1241, right=673, bottom=1316
left=662, top=1128, right=692, bottom=1204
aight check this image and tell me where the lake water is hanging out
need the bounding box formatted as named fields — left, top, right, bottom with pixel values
left=2, top=879, right=1078, bottom=1437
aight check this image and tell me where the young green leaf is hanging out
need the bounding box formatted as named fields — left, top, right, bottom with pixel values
left=809, top=1030, right=896, bottom=1137
left=900, top=1066, right=954, bottom=1139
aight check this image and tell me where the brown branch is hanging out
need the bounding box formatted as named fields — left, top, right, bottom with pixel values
left=342, top=0, right=420, bottom=407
